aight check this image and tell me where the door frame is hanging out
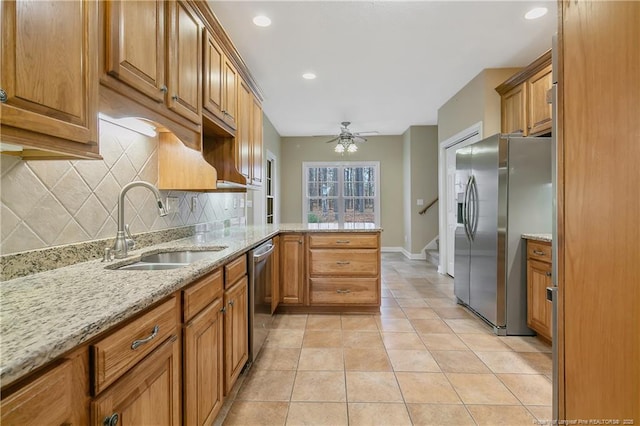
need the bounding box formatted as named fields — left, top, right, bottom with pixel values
left=437, top=122, right=482, bottom=275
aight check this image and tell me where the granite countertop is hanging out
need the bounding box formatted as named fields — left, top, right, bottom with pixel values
left=522, top=233, right=552, bottom=243
left=0, top=224, right=382, bottom=387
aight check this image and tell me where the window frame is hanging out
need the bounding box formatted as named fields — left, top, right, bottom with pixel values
left=302, top=161, right=381, bottom=229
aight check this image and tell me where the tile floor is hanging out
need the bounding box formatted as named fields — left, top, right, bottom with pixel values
left=217, top=253, right=552, bottom=425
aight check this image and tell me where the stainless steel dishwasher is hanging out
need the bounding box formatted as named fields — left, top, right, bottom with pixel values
left=248, top=239, right=275, bottom=364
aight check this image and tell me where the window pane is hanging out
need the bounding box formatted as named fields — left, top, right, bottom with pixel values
left=307, top=198, right=338, bottom=224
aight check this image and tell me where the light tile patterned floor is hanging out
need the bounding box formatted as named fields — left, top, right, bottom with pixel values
left=217, top=253, right=552, bottom=425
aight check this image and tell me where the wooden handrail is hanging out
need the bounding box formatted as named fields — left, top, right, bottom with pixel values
left=418, top=197, right=438, bottom=215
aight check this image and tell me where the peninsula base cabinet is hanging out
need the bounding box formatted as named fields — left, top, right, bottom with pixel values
left=223, top=255, right=249, bottom=395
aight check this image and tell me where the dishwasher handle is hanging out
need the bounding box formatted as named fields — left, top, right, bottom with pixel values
left=253, top=244, right=275, bottom=263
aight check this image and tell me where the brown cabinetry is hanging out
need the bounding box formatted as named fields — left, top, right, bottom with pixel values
left=100, top=0, right=202, bottom=150
left=251, top=97, right=263, bottom=186
left=182, top=270, right=224, bottom=426
left=203, top=30, right=237, bottom=131
left=90, top=296, right=181, bottom=426
left=308, top=233, right=380, bottom=306
left=280, top=234, right=306, bottom=305
left=526, top=240, right=552, bottom=341
left=0, top=0, right=100, bottom=159
left=1, top=350, right=88, bottom=426
left=223, top=255, right=248, bottom=394
left=236, top=79, right=263, bottom=187
left=496, top=51, right=552, bottom=137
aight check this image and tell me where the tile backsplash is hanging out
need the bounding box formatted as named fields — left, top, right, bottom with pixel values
left=0, top=120, right=245, bottom=256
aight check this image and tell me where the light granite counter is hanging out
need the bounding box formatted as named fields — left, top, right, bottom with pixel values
left=0, top=223, right=382, bottom=387
left=522, top=233, right=552, bottom=243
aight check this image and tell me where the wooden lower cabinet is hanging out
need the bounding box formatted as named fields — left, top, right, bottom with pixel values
left=280, top=234, right=305, bottom=305
left=91, top=336, right=181, bottom=426
left=183, top=299, right=224, bottom=426
left=526, top=240, right=552, bottom=341
left=223, top=275, right=248, bottom=395
left=1, top=349, right=88, bottom=426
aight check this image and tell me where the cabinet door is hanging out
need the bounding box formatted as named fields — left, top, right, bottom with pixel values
left=92, top=336, right=180, bottom=426
left=270, top=235, right=281, bottom=314
left=0, top=0, right=98, bottom=149
left=236, top=80, right=252, bottom=181
left=222, top=57, right=238, bottom=129
left=251, top=96, right=263, bottom=186
left=1, top=357, right=86, bottom=426
left=527, top=65, right=553, bottom=135
left=223, top=276, right=248, bottom=394
left=166, top=0, right=202, bottom=124
left=280, top=234, right=305, bottom=305
left=527, top=259, right=552, bottom=341
left=184, top=299, right=224, bottom=426
left=203, top=29, right=224, bottom=122
left=104, top=0, right=165, bottom=103
left=501, top=83, right=527, bottom=135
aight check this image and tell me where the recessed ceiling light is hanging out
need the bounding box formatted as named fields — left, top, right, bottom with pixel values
left=302, top=73, right=316, bottom=80
left=525, top=7, right=548, bottom=20
left=253, top=15, right=271, bottom=27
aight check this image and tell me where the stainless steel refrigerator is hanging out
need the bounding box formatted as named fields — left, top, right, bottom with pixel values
left=454, top=133, right=551, bottom=335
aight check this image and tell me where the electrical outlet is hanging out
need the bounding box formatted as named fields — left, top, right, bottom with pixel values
left=417, top=199, right=424, bottom=206
left=224, top=199, right=230, bottom=210
left=191, top=196, right=198, bottom=212
left=166, top=197, right=179, bottom=213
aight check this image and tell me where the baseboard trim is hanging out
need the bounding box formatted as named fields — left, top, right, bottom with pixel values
left=381, top=246, right=427, bottom=260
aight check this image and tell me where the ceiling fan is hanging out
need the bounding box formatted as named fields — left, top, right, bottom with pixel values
left=324, top=121, right=378, bottom=153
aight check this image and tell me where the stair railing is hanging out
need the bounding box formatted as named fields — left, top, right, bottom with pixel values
left=418, top=197, right=438, bottom=215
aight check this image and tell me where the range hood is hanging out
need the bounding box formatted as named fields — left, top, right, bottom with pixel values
left=201, top=117, right=248, bottom=191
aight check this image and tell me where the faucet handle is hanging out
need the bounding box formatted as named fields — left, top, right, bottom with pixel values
left=102, top=247, right=113, bottom=262
left=125, top=224, right=135, bottom=250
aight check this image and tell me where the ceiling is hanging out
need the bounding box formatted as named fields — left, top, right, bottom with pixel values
left=208, top=1, right=557, bottom=137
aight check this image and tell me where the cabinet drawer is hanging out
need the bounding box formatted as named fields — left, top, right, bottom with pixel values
left=309, top=249, right=378, bottom=276
left=92, top=296, right=178, bottom=394
left=527, top=241, right=552, bottom=263
left=183, top=268, right=223, bottom=322
left=310, top=278, right=379, bottom=305
left=308, top=233, right=378, bottom=249
left=225, top=254, right=247, bottom=288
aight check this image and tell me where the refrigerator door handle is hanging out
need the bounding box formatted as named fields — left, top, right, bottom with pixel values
left=469, top=175, right=479, bottom=239
left=463, top=176, right=473, bottom=241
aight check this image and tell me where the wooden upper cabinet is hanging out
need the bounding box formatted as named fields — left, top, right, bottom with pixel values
left=237, top=80, right=252, bottom=181
left=166, top=0, right=202, bottom=125
left=251, top=96, right=263, bottom=186
left=496, top=50, right=552, bottom=137
left=501, top=83, right=527, bottom=135
left=203, top=30, right=238, bottom=131
left=104, top=0, right=166, bottom=103
left=527, top=65, right=553, bottom=135
left=0, top=0, right=100, bottom=159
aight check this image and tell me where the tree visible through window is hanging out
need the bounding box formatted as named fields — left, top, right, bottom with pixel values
left=303, top=162, right=380, bottom=229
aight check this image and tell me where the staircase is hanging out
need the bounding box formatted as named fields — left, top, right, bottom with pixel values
left=424, top=238, right=439, bottom=266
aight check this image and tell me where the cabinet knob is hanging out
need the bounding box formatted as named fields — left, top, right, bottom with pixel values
left=545, top=271, right=552, bottom=277
left=159, top=85, right=168, bottom=93
left=172, top=95, right=179, bottom=101
left=298, top=240, right=303, bottom=244
left=0, top=88, right=7, bottom=103
left=229, top=300, right=234, bottom=307
left=103, top=413, right=119, bottom=426
left=220, top=306, right=226, bottom=313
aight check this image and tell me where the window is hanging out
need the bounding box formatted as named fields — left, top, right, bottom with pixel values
left=266, top=158, right=275, bottom=224
left=303, top=162, right=380, bottom=229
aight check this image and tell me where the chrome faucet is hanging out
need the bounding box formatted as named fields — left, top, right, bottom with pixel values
left=112, top=181, right=168, bottom=259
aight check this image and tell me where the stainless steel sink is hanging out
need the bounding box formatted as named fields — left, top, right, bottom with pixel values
left=139, top=249, right=225, bottom=264
left=116, top=262, right=187, bottom=271
left=112, top=248, right=226, bottom=271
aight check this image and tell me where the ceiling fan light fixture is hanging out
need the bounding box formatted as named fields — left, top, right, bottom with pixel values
left=347, top=143, right=358, bottom=153
left=334, top=143, right=345, bottom=153
left=253, top=15, right=272, bottom=27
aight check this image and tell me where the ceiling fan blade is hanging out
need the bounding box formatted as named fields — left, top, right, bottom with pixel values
left=353, top=131, right=379, bottom=135
left=354, top=135, right=368, bottom=142
left=324, top=136, right=341, bottom=143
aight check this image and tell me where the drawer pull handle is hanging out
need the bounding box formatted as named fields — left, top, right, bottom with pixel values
left=229, top=300, right=234, bottom=307
left=336, top=261, right=351, bottom=265
left=336, top=289, right=351, bottom=294
left=131, top=325, right=159, bottom=350
left=545, top=271, right=552, bottom=277
left=335, top=240, right=350, bottom=244
left=533, top=250, right=546, bottom=256
left=104, top=413, right=119, bottom=426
